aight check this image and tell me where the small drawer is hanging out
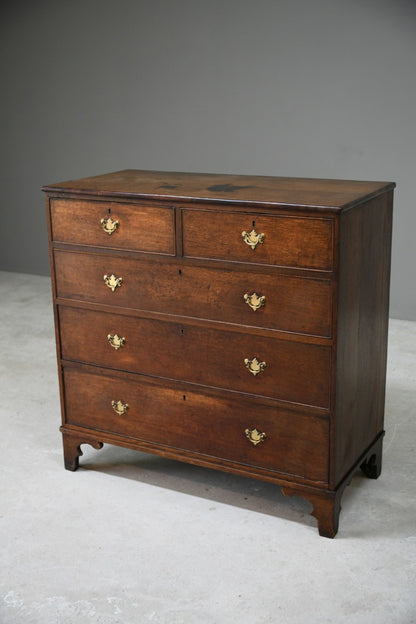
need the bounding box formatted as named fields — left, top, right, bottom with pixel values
left=182, top=209, right=333, bottom=270
left=50, top=198, right=175, bottom=254
left=63, top=366, right=329, bottom=483
left=54, top=250, right=333, bottom=337
left=59, top=307, right=331, bottom=408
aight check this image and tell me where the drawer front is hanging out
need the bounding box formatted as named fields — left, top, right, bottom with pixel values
left=59, top=307, right=331, bottom=408
left=63, top=367, right=329, bottom=483
left=50, top=198, right=175, bottom=254
left=182, top=209, right=334, bottom=270
left=54, top=250, right=332, bottom=337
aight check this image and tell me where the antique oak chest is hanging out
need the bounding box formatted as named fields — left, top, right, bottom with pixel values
left=43, top=170, right=394, bottom=537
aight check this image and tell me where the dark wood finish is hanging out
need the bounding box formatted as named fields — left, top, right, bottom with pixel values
left=333, top=192, right=393, bottom=487
left=54, top=249, right=333, bottom=337
left=182, top=210, right=334, bottom=270
left=50, top=198, right=175, bottom=254
left=63, top=366, right=329, bottom=482
left=59, top=305, right=331, bottom=408
left=281, top=484, right=343, bottom=539
left=282, top=434, right=384, bottom=537
left=43, top=169, right=394, bottom=537
left=43, top=169, right=394, bottom=211
left=360, top=434, right=384, bottom=480
left=62, top=431, right=103, bottom=471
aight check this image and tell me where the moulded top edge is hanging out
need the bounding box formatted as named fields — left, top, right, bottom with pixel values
left=42, top=169, right=396, bottom=212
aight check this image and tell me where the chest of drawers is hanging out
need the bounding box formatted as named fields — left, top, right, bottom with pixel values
left=43, top=170, right=394, bottom=537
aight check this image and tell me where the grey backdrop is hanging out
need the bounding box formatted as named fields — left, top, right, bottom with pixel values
left=2, top=0, right=415, bottom=319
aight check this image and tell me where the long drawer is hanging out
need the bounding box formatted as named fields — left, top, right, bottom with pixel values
left=59, top=306, right=331, bottom=408
left=54, top=249, right=333, bottom=337
left=50, top=198, right=175, bottom=254
left=63, top=366, right=329, bottom=483
left=182, top=209, right=334, bottom=270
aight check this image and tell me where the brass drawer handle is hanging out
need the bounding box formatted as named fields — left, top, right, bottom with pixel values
left=244, top=357, right=266, bottom=376
left=244, top=292, right=266, bottom=311
left=107, top=333, right=126, bottom=350
left=111, top=400, right=129, bottom=416
left=245, top=427, right=266, bottom=446
left=104, top=273, right=123, bottom=292
left=100, top=216, right=119, bottom=235
left=241, top=228, right=265, bottom=250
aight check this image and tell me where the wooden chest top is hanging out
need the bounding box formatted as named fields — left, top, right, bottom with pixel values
left=42, top=169, right=394, bottom=212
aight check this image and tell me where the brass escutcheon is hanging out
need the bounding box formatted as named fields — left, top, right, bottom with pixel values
left=111, top=400, right=129, bottom=416
left=244, top=292, right=266, bottom=311
left=107, top=333, right=126, bottom=350
left=245, top=428, right=267, bottom=446
left=244, top=357, right=266, bottom=376
left=100, top=216, right=119, bottom=235
left=104, top=273, right=123, bottom=292
left=241, top=228, right=265, bottom=250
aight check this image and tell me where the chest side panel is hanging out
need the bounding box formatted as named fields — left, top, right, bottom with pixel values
left=333, top=192, right=393, bottom=486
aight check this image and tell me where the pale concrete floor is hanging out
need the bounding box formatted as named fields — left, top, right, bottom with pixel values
left=1, top=270, right=415, bottom=624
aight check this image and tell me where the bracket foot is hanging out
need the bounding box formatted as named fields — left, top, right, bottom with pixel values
left=62, top=430, right=103, bottom=471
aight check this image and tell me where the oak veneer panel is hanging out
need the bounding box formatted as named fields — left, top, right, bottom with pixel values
left=54, top=249, right=332, bottom=337
left=63, top=366, right=329, bottom=483
left=59, top=306, right=331, bottom=408
left=182, top=210, right=334, bottom=270
left=50, top=198, right=175, bottom=254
